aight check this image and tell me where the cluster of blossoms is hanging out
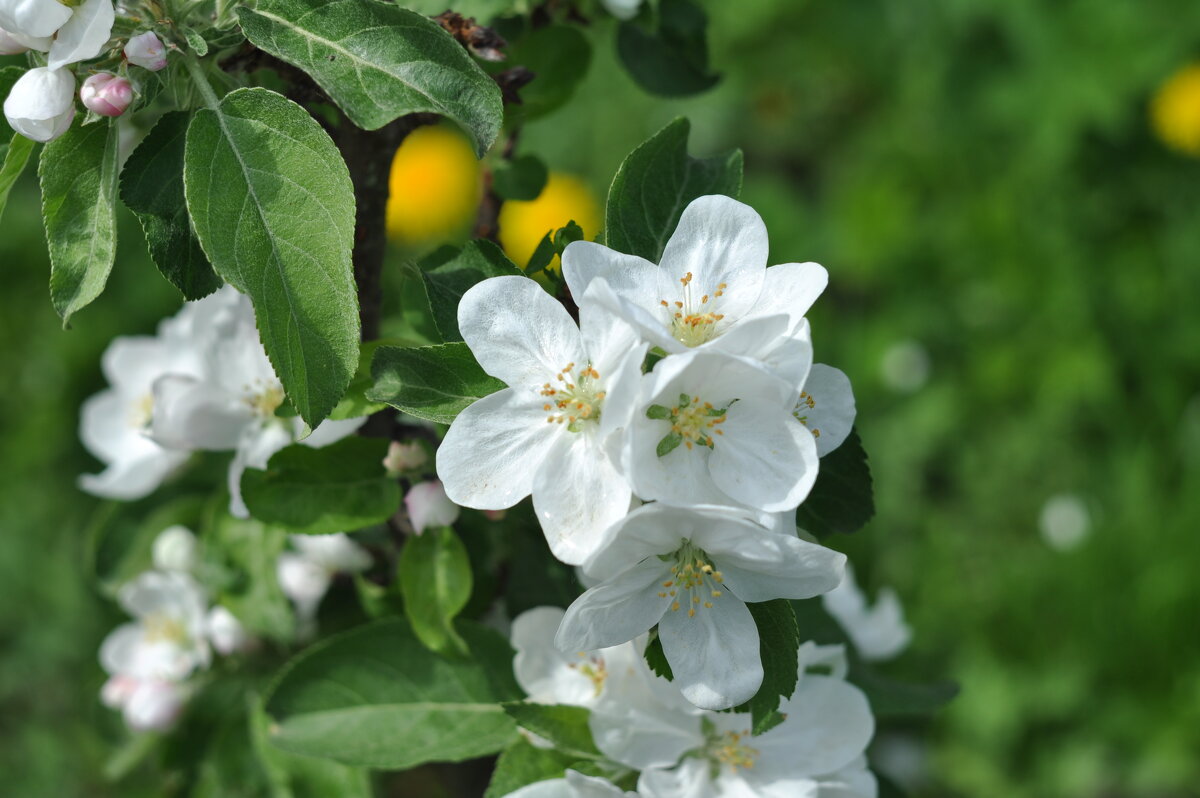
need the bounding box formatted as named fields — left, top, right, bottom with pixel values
left=507, top=607, right=877, bottom=797
left=438, top=195, right=858, bottom=710
left=1, top=0, right=168, bottom=141
left=79, top=284, right=362, bottom=516
left=99, top=525, right=248, bottom=732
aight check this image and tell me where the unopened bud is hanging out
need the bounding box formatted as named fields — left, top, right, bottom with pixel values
left=124, top=31, right=167, bottom=71
left=404, top=480, right=460, bottom=535
left=3, top=66, right=75, bottom=142
left=383, top=440, right=428, bottom=475
left=123, top=680, right=187, bottom=732
left=79, top=72, right=132, bottom=117
left=205, top=606, right=250, bottom=655
left=152, top=525, right=197, bottom=572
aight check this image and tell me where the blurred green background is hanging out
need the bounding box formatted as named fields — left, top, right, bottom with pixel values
left=4, top=1, right=1200, bottom=795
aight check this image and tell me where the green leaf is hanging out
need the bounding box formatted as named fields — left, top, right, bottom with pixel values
left=120, top=111, right=221, bottom=300
left=399, top=525, right=473, bottom=656
left=492, top=154, right=548, bottom=201
left=250, top=700, right=373, bottom=798
left=503, top=503, right=580, bottom=616
left=263, top=618, right=523, bottom=768
left=184, top=87, right=359, bottom=428
left=485, top=739, right=575, bottom=798
left=241, top=436, right=400, bottom=535
left=493, top=25, right=591, bottom=124
left=501, top=703, right=601, bottom=759
left=238, top=0, right=502, bottom=155
left=524, top=231, right=557, bottom=276
left=795, top=428, right=875, bottom=537
left=0, top=67, right=24, bottom=138
left=183, top=27, right=210, bottom=55
left=643, top=630, right=673, bottom=680
left=616, top=0, right=719, bottom=97
left=367, top=342, right=504, bottom=424
left=207, top=513, right=297, bottom=644
left=40, top=119, right=119, bottom=324
left=420, top=240, right=522, bottom=343
left=735, top=600, right=800, bottom=735
left=605, top=117, right=742, bottom=262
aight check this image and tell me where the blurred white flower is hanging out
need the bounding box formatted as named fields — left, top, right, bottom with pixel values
left=151, top=525, right=198, bottom=573
left=123, top=30, right=167, bottom=71
left=99, top=571, right=211, bottom=683
left=600, top=0, right=643, bottom=20
left=404, top=480, right=460, bottom=534
left=3, top=66, right=75, bottom=142
left=506, top=770, right=636, bottom=798
left=822, top=564, right=912, bottom=662
left=205, top=606, right=250, bottom=656
left=148, top=285, right=363, bottom=517
left=277, top=534, right=372, bottom=627
left=101, top=674, right=190, bottom=733
left=382, top=440, right=428, bottom=475
left=879, top=339, right=931, bottom=394
left=1039, top=493, right=1090, bottom=551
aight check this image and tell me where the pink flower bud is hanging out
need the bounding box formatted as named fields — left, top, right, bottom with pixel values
left=382, top=440, right=428, bottom=475
left=79, top=73, right=132, bottom=117
left=404, top=480, right=460, bottom=535
left=124, top=31, right=167, bottom=71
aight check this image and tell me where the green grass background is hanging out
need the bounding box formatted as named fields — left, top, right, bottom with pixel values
left=2, top=1, right=1199, bottom=795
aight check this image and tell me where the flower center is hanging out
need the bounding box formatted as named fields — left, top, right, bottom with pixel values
left=143, top=613, right=187, bottom=645
left=567, top=651, right=608, bottom=697
left=792, top=389, right=821, bottom=441
left=646, top=393, right=728, bottom=456
left=541, top=362, right=606, bottom=433
left=245, top=379, right=285, bottom=417
left=657, top=542, right=725, bottom=619
left=129, top=393, right=154, bottom=429
left=660, top=272, right=727, bottom=347
left=710, top=728, right=759, bottom=773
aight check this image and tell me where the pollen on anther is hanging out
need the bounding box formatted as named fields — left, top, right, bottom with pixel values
left=688, top=608, right=696, bottom=618
left=704, top=601, right=713, bottom=608
left=660, top=300, right=668, bottom=307
left=671, top=601, right=680, bottom=612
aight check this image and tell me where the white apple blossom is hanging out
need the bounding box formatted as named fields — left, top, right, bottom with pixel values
left=101, top=674, right=190, bottom=733
left=151, top=525, right=198, bottom=573
left=3, top=66, right=74, bottom=142
left=205, top=606, right=250, bottom=656
left=562, top=195, right=828, bottom=388
left=797, top=363, right=857, bottom=457
left=277, top=533, right=372, bottom=625
left=625, top=349, right=818, bottom=512
left=556, top=504, right=844, bottom=710
left=123, top=30, right=167, bottom=71
left=404, top=480, right=460, bottom=534
left=99, top=570, right=211, bottom=683
left=512, top=607, right=703, bottom=771
left=635, top=668, right=877, bottom=798
left=506, top=769, right=637, bottom=798
left=147, top=285, right=363, bottom=517
left=0, top=0, right=72, bottom=39
left=821, top=565, right=911, bottom=662
left=437, top=276, right=647, bottom=565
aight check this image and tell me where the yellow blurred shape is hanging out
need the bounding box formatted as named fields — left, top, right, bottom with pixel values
left=1151, top=63, right=1200, bottom=156
left=386, top=124, right=481, bottom=245
left=498, top=173, right=601, bottom=272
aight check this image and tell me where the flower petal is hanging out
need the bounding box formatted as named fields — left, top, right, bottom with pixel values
left=586, top=503, right=736, bottom=582
left=657, top=196, right=768, bottom=325
left=638, top=758, right=722, bottom=798
left=698, top=529, right=845, bottom=603
left=708, top=405, right=819, bottom=512
left=437, top=388, right=557, bottom=510
left=78, top=451, right=184, bottom=501
left=0, top=0, right=72, bottom=38
left=658, top=589, right=761, bottom=710
left=800, top=364, right=856, bottom=457
left=752, top=676, right=875, bottom=778
left=511, top=606, right=601, bottom=706
left=532, top=432, right=631, bottom=565
left=47, top=0, right=113, bottom=69
left=742, top=262, right=828, bottom=331
left=562, top=240, right=660, bottom=320
left=150, top=374, right=254, bottom=451
left=458, top=275, right=584, bottom=390
left=556, top=559, right=672, bottom=653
